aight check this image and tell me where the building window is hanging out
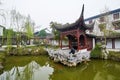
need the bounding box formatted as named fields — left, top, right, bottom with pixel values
left=99, top=16, right=105, bottom=22
left=113, top=13, right=119, bottom=20
left=89, top=20, right=92, bottom=24
left=112, top=20, right=120, bottom=30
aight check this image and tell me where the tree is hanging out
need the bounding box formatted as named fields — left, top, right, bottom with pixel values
left=98, top=6, right=112, bottom=59
left=99, top=6, right=111, bottom=45
left=50, top=21, right=69, bottom=46
left=38, top=29, right=47, bottom=38
left=0, top=7, right=35, bottom=47
left=24, top=15, right=34, bottom=45
left=50, top=21, right=61, bottom=45
left=50, top=21, right=61, bottom=40
left=10, top=9, right=26, bottom=47
left=24, top=15, right=34, bottom=38
left=6, top=29, right=13, bottom=45
left=0, top=10, right=7, bottom=45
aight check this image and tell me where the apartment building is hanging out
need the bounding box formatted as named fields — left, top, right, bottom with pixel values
left=0, top=25, right=4, bottom=46
left=0, top=25, right=4, bottom=36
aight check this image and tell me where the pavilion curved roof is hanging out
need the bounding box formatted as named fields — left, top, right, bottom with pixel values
left=54, top=5, right=94, bottom=32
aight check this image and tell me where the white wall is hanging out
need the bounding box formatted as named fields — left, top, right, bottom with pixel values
left=50, top=40, right=69, bottom=46
left=106, top=39, right=112, bottom=49
left=51, top=40, right=59, bottom=46
left=115, top=39, right=120, bottom=48
left=0, top=27, right=3, bottom=36
left=93, top=38, right=95, bottom=49
left=30, top=39, right=34, bottom=45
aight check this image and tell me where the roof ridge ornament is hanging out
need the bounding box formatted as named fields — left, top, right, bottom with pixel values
left=54, top=4, right=94, bottom=32
left=80, top=4, right=84, bottom=19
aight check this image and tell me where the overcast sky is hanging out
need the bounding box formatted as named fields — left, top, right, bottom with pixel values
left=0, top=0, right=120, bottom=31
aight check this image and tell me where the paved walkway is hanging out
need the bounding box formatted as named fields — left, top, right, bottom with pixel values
left=0, top=45, right=35, bottom=52
left=0, top=47, right=5, bottom=51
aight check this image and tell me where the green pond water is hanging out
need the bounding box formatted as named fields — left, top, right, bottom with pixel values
left=0, top=55, right=120, bottom=80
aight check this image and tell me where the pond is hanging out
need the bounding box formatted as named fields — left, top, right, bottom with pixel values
left=0, top=55, right=120, bottom=80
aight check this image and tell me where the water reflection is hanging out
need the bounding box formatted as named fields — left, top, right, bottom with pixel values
left=0, top=61, right=54, bottom=80
left=51, top=60, right=120, bottom=80
left=92, top=60, right=120, bottom=80
left=1, top=56, right=120, bottom=80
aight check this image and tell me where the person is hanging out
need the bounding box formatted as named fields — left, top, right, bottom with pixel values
left=69, top=47, right=75, bottom=54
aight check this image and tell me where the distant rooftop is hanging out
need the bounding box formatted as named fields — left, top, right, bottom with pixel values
left=0, top=25, right=5, bottom=28
left=85, top=8, right=120, bottom=21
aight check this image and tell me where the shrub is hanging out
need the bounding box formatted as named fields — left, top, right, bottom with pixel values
left=5, top=47, right=30, bottom=56
left=31, top=47, right=48, bottom=55
left=0, top=52, right=6, bottom=73
left=5, top=46, right=16, bottom=55
left=5, top=46, right=48, bottom=56
left=0, top=53, right=5, bottom=62
left=15, top=47, right=30, bottom=56
left=91, top=43, right=102, bottom=58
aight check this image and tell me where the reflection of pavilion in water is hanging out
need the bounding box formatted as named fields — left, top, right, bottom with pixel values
left=54, top=5, right=95, bottom=51
left=0, top=61, right=54, bottom=80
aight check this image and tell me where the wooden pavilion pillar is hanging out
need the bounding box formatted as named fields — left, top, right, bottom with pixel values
left=77, top=29, right=80, bottom=51
left=112, top=39, right=115, bottom=49
left=84, top=35, right=87, bottom=48
left=69, top=40, right=71, bottom=49
left=60, top=34, right=63, bottom=49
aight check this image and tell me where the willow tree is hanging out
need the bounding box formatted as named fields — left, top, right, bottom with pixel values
left=0, top=9, right=14, bottom=52
left=0, top=8, right=7, bottom=45
left=3, top=29, right=15, bottom=44
left=11, top=9, right=26, bottom=47
left=24, top=15, right=34, bottom=45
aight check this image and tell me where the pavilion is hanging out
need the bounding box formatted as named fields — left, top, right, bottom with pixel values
left=54, top=5, right=95, bottom=51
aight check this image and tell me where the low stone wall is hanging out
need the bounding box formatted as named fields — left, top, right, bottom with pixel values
left=108, top=51, right=120, bottom=62
left=46, top=48, right=90, bottom=67
left=107, top=49, right=120, bottom=52
left=109, top=55, right=120, bottom=62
